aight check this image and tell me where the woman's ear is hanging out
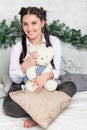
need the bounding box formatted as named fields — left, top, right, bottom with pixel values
left=41, top=20, right=45, bottom=28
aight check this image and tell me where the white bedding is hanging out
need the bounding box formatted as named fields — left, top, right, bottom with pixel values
left=0, top=91, right=87, bottom=130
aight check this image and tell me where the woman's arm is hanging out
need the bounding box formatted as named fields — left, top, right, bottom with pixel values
left=21, top=51, right=37, bottom=74
left=50, top=36, right=62, bottom=79
left=9, top=43, right=25, bottom=84
left=9, top=43, right=37, bottom=84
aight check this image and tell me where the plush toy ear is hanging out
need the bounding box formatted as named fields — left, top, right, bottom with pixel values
left=29, top=45, right=45, bottom=53
left=47, top=46, right=54, bottom=57
left=29, top=46, right=37, bottom=53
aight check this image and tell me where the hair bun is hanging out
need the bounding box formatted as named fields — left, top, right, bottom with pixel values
left=19, top=7, right=26, bottom=15
left=39, top=7, right=46, bottom=20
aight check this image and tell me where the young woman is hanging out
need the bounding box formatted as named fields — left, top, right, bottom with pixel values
left=3, top=7, right=77, bottom=128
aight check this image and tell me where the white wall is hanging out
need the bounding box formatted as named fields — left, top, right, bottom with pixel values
left=0, top=48, right=11, bottom=82
left=0, top=0, right=87, bottom=34
left=61, top=43, right=87, bottom=74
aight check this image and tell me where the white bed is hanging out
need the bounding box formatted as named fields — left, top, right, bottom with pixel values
left=0, top=91, right=87, bottom=130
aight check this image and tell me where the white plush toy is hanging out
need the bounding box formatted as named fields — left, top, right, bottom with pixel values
left=24, top=45, right=58, bottom=92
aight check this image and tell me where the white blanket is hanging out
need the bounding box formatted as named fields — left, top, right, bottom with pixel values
left=0, top=91, right=87, bottom=130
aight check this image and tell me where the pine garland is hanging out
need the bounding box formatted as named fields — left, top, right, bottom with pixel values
left=0, top=16, right=87, bottom=49
left=0, top=16, right=22, bottom=48
left=48, top=20, right=87, bottom=49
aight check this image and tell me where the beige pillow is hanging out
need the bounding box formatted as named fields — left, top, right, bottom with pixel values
left=10, top=89, right=71, bottom=129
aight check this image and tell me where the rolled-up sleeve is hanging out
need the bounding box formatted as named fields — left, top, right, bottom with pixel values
left=50, top=36, right=62, bottom=79
left=9, top=43, right=25, bottom=84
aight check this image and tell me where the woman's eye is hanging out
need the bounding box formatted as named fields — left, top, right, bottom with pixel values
left=22, top=23, right=28, bottom=27
left=32, top=22, right=37, bottom=25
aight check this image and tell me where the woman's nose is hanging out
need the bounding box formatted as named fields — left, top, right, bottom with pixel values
left=27, top=25, right=32, bottom=31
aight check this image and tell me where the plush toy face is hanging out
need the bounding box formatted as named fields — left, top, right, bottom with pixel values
left=36, top=46, right=54, bottom=66
left=29, top=45, right=54, bottom=66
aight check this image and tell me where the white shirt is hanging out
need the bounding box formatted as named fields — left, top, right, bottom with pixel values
left=9, top=35, right=62, bottom=84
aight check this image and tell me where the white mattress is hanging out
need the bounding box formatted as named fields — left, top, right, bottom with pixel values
left=0, top=91, right=87, bottom=130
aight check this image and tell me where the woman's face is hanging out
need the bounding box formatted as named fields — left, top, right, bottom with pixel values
left=22, top=14, right=45, bottom=41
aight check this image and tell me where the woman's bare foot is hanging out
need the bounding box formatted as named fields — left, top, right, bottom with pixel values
left=24, top=118, right=37, bottom=128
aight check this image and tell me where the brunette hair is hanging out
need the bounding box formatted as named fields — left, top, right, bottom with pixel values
left=19, top=7, right=54, bottom=67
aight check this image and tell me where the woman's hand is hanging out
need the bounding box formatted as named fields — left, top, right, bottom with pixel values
left=21, top=52, right=37, bottom=73
left=32, top=72, right=54, bottom=92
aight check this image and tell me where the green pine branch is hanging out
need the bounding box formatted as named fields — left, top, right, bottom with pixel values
left=0, top=16, right=87, bottom=49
